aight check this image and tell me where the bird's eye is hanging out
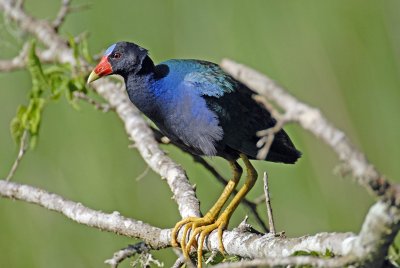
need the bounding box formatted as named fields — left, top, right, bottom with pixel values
left=113, top=52, right=121, bottom=59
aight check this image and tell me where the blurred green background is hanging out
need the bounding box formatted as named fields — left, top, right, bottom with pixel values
left=1, top=0, right=400, bottom=267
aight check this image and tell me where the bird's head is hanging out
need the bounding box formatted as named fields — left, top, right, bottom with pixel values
left=87, top=41, right=149, bottom=83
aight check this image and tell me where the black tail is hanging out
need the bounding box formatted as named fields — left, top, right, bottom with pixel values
left=265, top=129, right=301, bottom=164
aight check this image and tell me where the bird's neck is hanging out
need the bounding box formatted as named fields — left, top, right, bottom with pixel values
left=123, top=56, right=160, bottom=118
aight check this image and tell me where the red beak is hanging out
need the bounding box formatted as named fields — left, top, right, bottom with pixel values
left=87, top=56, right=113, bottom=83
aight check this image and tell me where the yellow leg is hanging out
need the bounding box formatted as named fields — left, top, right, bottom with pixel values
left=188, top=154, right=257, bottom=260
left=217, top=154, right=258, bottom=227
left=171, top=154, right=258, bottom=268
left=171, top=161, right=242, bottom=258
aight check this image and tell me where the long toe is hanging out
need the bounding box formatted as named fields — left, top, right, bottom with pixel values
left=171, top=215, right=220, bottom=267
left=188, top=217, right=230, bottom=267
left=171, top=217, right=192, bottom=247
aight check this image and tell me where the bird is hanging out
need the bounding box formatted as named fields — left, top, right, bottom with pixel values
left=87, top=41, right=301, bottom=267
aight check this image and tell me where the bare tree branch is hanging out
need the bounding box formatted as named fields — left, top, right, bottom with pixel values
left=0, top=178, right=398, bottom=267
left=221, top=59, right=399, bottom=205
left=105, top=242, right=150, bottom=268
left=0, top=44, right=58, bottom=72
left=73, top=91, right=111, bottom=112
left=0, top=179, right=169, bottom=248
left=53, top=0, right=90, bottom=32
left=0, top=42, right=29, bottom=72
left=220, top=59, right=400, bottom=266
left=0, top=179, right=357, bottom=259
left=1, top=0, right=68, bottom=50
left=212, top=255, right=355, bottom=268
left=15, top=0, right=24, bottom=9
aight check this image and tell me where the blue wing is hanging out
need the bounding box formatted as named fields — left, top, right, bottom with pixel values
left=182, top=61, right=238, bottom=97
left=160, top=59, right=238, bottom=97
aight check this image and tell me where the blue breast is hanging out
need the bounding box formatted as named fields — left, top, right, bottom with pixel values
left=148, top=60, right=229, bottom=156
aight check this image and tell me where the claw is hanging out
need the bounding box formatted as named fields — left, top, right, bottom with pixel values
left=185, top=226, right=205, bottom=253
left=171, top=217, right=195, bottom=247
left=197, top=231, right=207, bottom=266
left=218, top=223, right=226, bottom=254
left=171, top=213, right=230, bottom=268
left=182, top=222, right=197, bottom=258
left=171, top=214, right=224, bottom=267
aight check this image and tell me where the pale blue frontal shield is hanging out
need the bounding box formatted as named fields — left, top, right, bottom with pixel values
left=104, top=43, right=116, bottom=56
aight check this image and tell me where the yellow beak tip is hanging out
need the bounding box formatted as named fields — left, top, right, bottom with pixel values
left=87, top=71, right=100, bottom=84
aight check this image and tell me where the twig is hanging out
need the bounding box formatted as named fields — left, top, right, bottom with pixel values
left=15, top=0, right=24, bottom=9
left=73, top=31, right=89, bottom=44
left=105, top=242, right=150, bottom=268
left=252, top=92, right=289, bottom=160
left=135, top=165, right=150, bottom=181
left=252, top=94, right=283, bottom=120
left=131, top=251, right=163, bottom=268
left=0, top=42, right=29, bottom=72
left=171, top=256, right=185, bottom=268
left=255, top=119, right=286, bottom=160
left=53, top=0, right=71, bottom=31
left=1, top=3, right=24, bottom=43
left=173, top=248, right=196, bottom=268
left=235, top=216, right=262, bottom=235
left=73, top=91, right=111, bottom=112
left=205, top=251, right=219, bottom=265
left=262, top=172, right=276, bottom=235
left=53, top=0, right=90, bottom=32
left=254, top=99, right=286, bottom=160
left=6, top=129, right=28, bottom=181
